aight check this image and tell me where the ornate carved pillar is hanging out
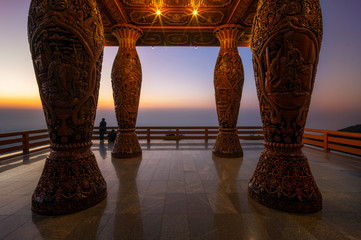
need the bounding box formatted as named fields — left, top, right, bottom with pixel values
left=249, top=0, right=323, bottom=213
left=28, top=0, right=107, bottom=215
left=111, top=24, right=143, bottom=158
left=213, top=25, right=245, bottom=158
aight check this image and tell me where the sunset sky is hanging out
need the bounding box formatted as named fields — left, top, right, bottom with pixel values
left=0, top=0, right=361, bottom=130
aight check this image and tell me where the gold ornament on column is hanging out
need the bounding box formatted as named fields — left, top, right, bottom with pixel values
left=213, top=25, right=245, bottom=158
left=249, top=0, right=323, bottom=213
left=28, top=0, right=107, bottom=215
left=111, top=24, right=143, bottom=158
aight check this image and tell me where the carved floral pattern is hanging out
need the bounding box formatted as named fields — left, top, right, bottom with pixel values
left=249, top=0, right=323, bottom=213
left=193, top=33, right=217, bottom=45
left=163, top=12, right=191, bottom=25
left=130, top=11, right=161, bottom=25
left=32, top=150, right=107, bottom=215
left=139, top=33, right=162, bottom=45
left=167, top=34, right=189, bottom=45
left=213, top=25, right=244, bottom=158
left=213, top=131, right=243, bottom=158
left=28, top=0, right=107, bottom=214
left=249, top=145, right=322, bottom=213
left=112, top=131, right=142, bottom=158
left=198, top=11, right=224, bottom=25
left=111, top=24, right=143, bottom=158
left=48, top=0, right=70, bottom=11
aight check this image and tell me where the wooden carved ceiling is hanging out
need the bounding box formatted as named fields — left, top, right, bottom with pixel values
left=96, top=0, right=258, bottom=46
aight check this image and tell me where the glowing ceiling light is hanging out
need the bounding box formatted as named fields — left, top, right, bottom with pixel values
left=156, top=9, right=161, bottom=15
left=193, top=10, right=198, bottom=15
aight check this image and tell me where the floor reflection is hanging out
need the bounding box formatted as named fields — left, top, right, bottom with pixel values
left=212, top=155, right=243, bottom=194
left=99, top=141, right=107, bottom=159
left=31, top=198, right=107, bottom=239
left=212, top=155, right=252, bottom=238
left=108, top=141, right=114, bottom=150
left=111, top=156, right=143, bottom=239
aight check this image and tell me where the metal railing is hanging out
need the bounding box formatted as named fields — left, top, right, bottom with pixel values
left=1, top=126, right=361, bottom=160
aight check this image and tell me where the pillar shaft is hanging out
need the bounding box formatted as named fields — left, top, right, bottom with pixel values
left=111, top=24, right=142, bottom=158
left=249, top=0, right=323, bottom=213
left=28, top=0, right=107, bottom=215
left=213, top=25, right=244, bottom=158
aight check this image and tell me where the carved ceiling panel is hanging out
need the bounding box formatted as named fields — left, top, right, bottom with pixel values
left=244, top=14, right=255, bottom=26
left=130, top=11, right=160, bottom=25
left=139, top=33, right=163, bottom=45
left=193, top=33, right=217, bottom=45
left=202, top=0, right=232, bottom=7
left=163, top=0, right=192, bottom=7
left=198, top=11, right=224, bottom=25
left=123, top=0, right=153, bottom=6
left=163, top=12, right=192, bottom=25
left=97, top=0, right=258, bottom=46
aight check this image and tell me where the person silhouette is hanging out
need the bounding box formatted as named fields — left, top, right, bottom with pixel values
left=108, top=129, right=117, bottom=142
left=99, top=118, right=107, bottom=141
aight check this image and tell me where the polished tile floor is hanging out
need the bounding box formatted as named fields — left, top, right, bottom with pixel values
left=0, top=140, right=361, bottom=240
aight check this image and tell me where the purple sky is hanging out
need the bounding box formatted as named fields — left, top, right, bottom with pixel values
left=0, top=0, right=361, bottom=130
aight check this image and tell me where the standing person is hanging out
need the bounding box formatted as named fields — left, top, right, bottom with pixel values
left=99, top=118, right=107, bottom=141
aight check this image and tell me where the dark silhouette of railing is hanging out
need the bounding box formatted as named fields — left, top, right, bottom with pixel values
left=1, top=126, right=361, bottom=160
left=93, top=126, right=264, bottom=141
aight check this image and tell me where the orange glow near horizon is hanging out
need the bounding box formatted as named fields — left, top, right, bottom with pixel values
left=139, top=99, right=214, bottom=110
left=0, top=95, right=216, bottom=110
left=0, top=96, right=42, bottom=109
left=1, top=91, right=360, bottom=114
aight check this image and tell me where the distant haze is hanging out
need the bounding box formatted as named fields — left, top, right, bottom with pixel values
left=1, top=106, right=359, bottom=133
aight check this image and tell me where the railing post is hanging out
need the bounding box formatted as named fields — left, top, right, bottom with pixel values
left=205, top=127, right=209, bottom=149
left=176, top=128, right=179, bottom=149
left=324, top=131, right=329, bottom=152
left=23, top=133, right=30, bottom=154
left=147, top=128, right=150, bottom=150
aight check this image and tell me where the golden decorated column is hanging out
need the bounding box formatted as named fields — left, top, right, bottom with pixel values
left=28, top=0, right=107, bottom=215
left=213, top=25, right=244, bottom=158
left=111, top=24, right=143, bottom=158
left=249, top=0, right=323, bottom=213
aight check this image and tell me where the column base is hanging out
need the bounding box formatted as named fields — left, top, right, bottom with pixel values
left=112, top=130, right=142, bottom=158
left=32, top=149, right=107, bottom=215
left=248, top=148, right=322, bottom=213
left=212, top=129, right=243, bottom=158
